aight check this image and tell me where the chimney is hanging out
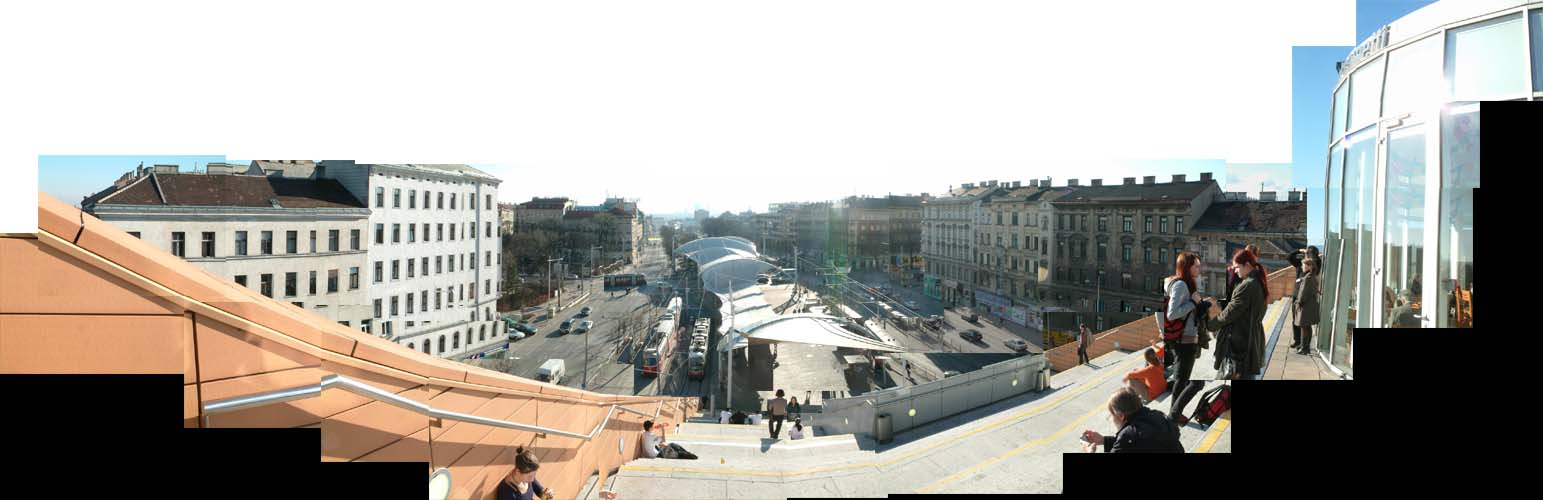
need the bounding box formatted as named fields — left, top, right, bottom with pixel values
left=1172, top=174, right=1186, bottom=183
left=1030, top=180, right=1039, bottom=187
left=1013, top=181, right=1021, bottom=188
left=1288, top=190, right=1301, bottom=202
left=987, top=180, right=997, bottom=187
left=1091, top=179, right=1103, bottom=187
left=1144, top=176, right=1156, bottom=185
left=1068, top=179, right=1079, bottom=186
left=1200, top=172, right=1213, bottom=182
left=1123, top=177, right=1136, bottom=185
left=1044, top=177, right=1052, bottom=187
left=1261, top=191, right=1278, bottom=202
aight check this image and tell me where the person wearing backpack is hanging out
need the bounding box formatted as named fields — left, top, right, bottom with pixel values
left=1161, top=252, right=1207, bottom=422
left=1205, top=249, right=1269, bottom=380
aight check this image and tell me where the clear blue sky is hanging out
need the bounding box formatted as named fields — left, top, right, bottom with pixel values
left=39, top=155, right=242, bottom=207
left=1296, top=0, right=1436, bottom=247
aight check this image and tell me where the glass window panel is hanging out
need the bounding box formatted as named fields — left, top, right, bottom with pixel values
left=1382, top=34, right=1442, bottom=116
left=1320, top=141, right=1345, bottom=359
left=1331, top=83, right=1349, bottom=140
left=1383, top=125, right=1426, bottom=329
left=1445, top=13, right=1527, bottom=101
left=1349, top=56, right=1386, bottom=129
left=1330, top=127, right=1376, bottom=375
left=1532, top=10, right=1543, bottom=92
left=1437, top=103, right=1479, bottom=328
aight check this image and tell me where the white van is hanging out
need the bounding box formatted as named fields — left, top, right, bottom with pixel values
left=536, top=359, right=565, bottom=385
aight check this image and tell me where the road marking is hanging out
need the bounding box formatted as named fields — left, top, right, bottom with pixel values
left=619, top=351, right=1143, bottom=479
left=1195, top=411, right=1231, bottom=453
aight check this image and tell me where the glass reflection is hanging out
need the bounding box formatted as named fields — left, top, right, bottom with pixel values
left=1438, top=103, right=1479, bottom=328
left=1383, top=125, right=1425, bottom=328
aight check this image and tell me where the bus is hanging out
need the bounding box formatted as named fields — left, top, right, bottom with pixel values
left=605, top=273, right=646, bottom=289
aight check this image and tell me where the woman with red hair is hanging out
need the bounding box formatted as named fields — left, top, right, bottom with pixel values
left=1204, top=248, right=1269, bottom=380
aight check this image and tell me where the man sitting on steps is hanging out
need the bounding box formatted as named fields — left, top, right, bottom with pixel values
left=641, top=420, right=697, bottom=460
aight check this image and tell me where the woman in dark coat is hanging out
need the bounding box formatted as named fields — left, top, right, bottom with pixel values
left=1294, top=257, right=1321, bottom=355
left=1205, top=249, right=1269, bottom=379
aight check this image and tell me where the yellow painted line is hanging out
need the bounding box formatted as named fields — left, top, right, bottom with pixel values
left=621, top=352, right=1145, bottom=479
left=917, top=400, right=1106, bottom=493
left=1195, top=411, right=1231, bottom=453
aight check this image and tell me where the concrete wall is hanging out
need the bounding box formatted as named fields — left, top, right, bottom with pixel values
left=7, top=195, right=699, bottom=500
left=808, top=353, right=1049, bottom=437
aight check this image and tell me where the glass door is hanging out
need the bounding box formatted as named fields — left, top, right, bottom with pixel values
left=1331, top=126, right=1377, bottom=374
left=1382, top=121, right=1429, bottom=331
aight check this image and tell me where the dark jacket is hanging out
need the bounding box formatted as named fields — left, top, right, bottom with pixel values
left=1209, top=276, right=1266, bottom=376
left=1101, top=407, right=1184, bottom=453
left=1294, top=271, right=1319, bottom=327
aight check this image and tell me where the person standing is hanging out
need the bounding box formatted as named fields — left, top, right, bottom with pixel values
left=1163, top=251, right=1207, bottom=422
left=1287, top=248, right=1306, bottom=350
left=768, top=389, right=788, bottom=439
left=1077, top=324, right=1092, bottom=365
left=1294, top=257, right=1321, bottom=355
left=1205, top=249, right=1269, bottom=380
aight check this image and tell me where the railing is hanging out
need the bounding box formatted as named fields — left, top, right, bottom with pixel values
left=201, top=374, right=674, bottom=440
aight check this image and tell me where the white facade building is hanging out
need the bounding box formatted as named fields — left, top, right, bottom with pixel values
left=83, top=169, right=373, bottom=327
left=319, top=162, right=504, bottom=360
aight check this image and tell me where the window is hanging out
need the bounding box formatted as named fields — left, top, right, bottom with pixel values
left=327, top=269, right=338, bottom=293
left=423, top=224, right=429, bottom=243
left=1079, top=215, right=1087, bottom=231
left=1175, top=216, right=1185, bottom=234
left=1437, top=103, right=1478, bottom=328
left=286, top=231, right=297, bottom=253
left=1122, top=273, right=1131, bottom=290
left=1122, top=244, right=1131, bottom=263
left=285, top=272, right=297, bottom=297
left=425, top=190, right=431, bottom=209
left=309, top=271, right=318, bottom=295
left=171, top=232, right=185, bottom=257
left=1097, top=216, right=1107, bottom=232
left=392, top=260, right=400, bottom=280
left=485, top=280, right=491, bottom=295
left=1160, top=217, right=1169, bottom=234
left=391, top=296, right=399, bottom=316
left=201, top=232, right=215, bottom=257
left=471, top=193, right=477, bottom=211
left=450, top=225, right=455, bottom=240
left=425, top=341, right=432, bottom=354
left=235, top=275, right=247, bottom=287
left=392, top=224, right=400, bottom=243
left=393, top=188, right=401, bottom=208
left=486, top=194, right=492, bottom=209
left=422, top=257, right=429, bottom=275
left=260, top=274, right=273, bottom=298
left=1534, top=10, right=1543, bottom=92
left=1445, top=13, right=1528, bottom=101
left=1122, top=216, right=1132, bottom=232
left=1383, top=124, right=1426, bottom=328
left=1382, top=34, right=1442, bottom=118
left=1145, top=216, right=1153, bottom=233
left=486, top=221, right=492, bottom=238
left=407, top=293, right=414, bottom=314
left=1011, top=212, right=1018, bottom=226
left=437, top=223, right=443, bottom=241
left=452, top=333, right=459, bottom=350
left=486, top=251, right=492, bottom=267
left=1144, top=246, right=1153, bottom=264
left=436, top=256, right=442, bottom=274
left=438, top=192, right=444, bottom=209
left=310, top=230, right=317, bottom=253
left=374, top=261, right=383, bottom=283
left=349, top=267, right=360, bottom=290
left=233, top=231, right=248, bottom=256
left=408, top=259, right=416, bottom=278
left=471, top=254, right=477, bottom=269
left=375, top=187, right=384, bottom=207
left=374, top=299, right=382, bottom=319
left=450, top=193, right=456, bottom=210
left=375, top=224, right=384, bottom=244
left=409, top=189, right=416, bottom=209
left=422, top=290, right=428, bottom=311
left=1159, top=247, right=1168, bottom=266
left=1347, top=55, right=1386, bottom=129
left=329, top=230, right=339, bottom=252
left=435, top=289, right=442, bottom=310
left=409, top=224, right=416, bottom=243
left=1331, top=81, right=1349, bottom=140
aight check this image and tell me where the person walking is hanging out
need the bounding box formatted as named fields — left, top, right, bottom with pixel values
left=1163, top=251, right=1207, bottom=422
left=1204, top=249, right=1269, bottom=380
left=1294, top=256, right=1321, bottom=355
left=768, top=389, right=789, bottom=439
left=1077, top=324, right=1092, bottom=365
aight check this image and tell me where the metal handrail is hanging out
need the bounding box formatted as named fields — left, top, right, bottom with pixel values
left=202, top=374, right=680, bottom=441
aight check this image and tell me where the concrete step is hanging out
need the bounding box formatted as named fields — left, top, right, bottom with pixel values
left=662, top=432, right=865, bottom=460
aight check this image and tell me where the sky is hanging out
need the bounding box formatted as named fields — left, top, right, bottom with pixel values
left=25, top=1, right=1403, bottom=227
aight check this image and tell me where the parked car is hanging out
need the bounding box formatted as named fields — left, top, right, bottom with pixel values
left=559, top=318, right=574, bottom=333
left=575, top=320, right=594, bottom=333
left=536, top=359, right=565, bottom=384
left=513, top=322, right=538, bottom=335
left=508, top=330, right=527, bottom=341
left=960, top=329, right=983, bottom=342
left=578, top=306, right=593, bottom=317
left=1005, top=339, right=1030, bottom=353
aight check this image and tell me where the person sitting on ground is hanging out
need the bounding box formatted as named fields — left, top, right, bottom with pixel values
left=788, top=419, right=806, bottom=440
left=1122, top=347, right=1168, bottom=404
left=788, top=396, right=802, bottom=420
left=1080, top=387, right=1184, bottom=453
left=496, top=446, right=554, bottom=500
left=641, top=420, right=698, bottom=460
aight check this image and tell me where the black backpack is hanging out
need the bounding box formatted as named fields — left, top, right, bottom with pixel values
left=1192, top=384, right=1231, bottom=427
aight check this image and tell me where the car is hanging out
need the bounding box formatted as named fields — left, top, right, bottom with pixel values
left=507, top=330, right=527, bottom=341
left=905, top=300, right=919, bottom=310
left=567, top=274, right=580, bottom=280
left=942, top=370, right=961, bottom=378
left=559, top=318, right=575, bottom=332
left=575, top=320, right=594, bottom=333
left=513, top=322, right=538, bottom=335
left=960, top=329, right=982, bottom=342
left=578, top=306, right=592, bottom=317
left=1005, top=339, right=1030, bottom=353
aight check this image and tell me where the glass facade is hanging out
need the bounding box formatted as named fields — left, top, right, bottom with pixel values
left=1318, top=3, right=1524, bottom=377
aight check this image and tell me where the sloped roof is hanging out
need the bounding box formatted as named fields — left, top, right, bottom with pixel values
left=91, top=173, right=364, bottom=209
left=1192, top=201, right=1308, bottom=233
left=251, top=160, right=317, bottom=178
left=518, top=197, right=571, bottom=210
left=1052, top=180, right=1216, bottom=205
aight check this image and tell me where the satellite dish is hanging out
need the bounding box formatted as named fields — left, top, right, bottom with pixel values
left=428, top=468, right=452, bottom=500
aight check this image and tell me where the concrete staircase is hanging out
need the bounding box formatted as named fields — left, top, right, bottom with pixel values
left=582, top=349, right=1232, bottom=498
